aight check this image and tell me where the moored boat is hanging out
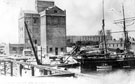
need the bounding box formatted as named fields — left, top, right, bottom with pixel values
left=74, top=1, right=135, bottom=72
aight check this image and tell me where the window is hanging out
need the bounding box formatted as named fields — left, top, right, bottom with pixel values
left=120, top=43, right=123, bottom=47
left=55, top=47, right=58, bottom=55
left=50, top=48, right=53, bottom=52
left=20, top=47, right=23, bottom=51
left=54, top=10, right=57, bottom=13
left=33, top=17, right=38, bottom=24
left=117, top=44, right=118, bottom=47
left=55, top=48, right=58, bottom=51
left=12, top=47, right=17, bottom=51
left=34, top=40, right=37, bottom=44
left=61, top=48, right=64, bottom=52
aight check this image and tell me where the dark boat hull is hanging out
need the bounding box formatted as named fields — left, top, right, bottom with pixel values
left=57, top=63, right=80, bottom=68
left=76, top=57, right=135, bottom=72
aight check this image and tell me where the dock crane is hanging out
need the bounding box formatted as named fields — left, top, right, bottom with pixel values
left=24, top=22, right=42, bottom=65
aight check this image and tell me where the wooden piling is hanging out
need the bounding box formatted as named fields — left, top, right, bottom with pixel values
left=31, top=66, right=34, bottom=76
left=10, top=62, right=13, bottom=76
left=41, top=47, right=42, bottom=63
left=19, top=64, right=23, bottom=76
left=4, top=61, right=6, bottom=75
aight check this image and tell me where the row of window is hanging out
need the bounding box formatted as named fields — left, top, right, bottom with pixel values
left=107, top=43, right=123, bottom=47
left=12, top=47, right=23, bottom=51
left=49, top=47, right=64, bottom=52
left=68, top=37, right=100, bottom=43
left=68, top=36, right=111, bottom=43
left=25, top=17, right=39, bottom=25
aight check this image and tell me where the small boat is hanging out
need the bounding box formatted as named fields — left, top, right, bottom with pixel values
left=123, top=66, right=131, bottom=69
left=57, top=63, right=80, bottom=68
left=97, top=63, right=112, bottom=71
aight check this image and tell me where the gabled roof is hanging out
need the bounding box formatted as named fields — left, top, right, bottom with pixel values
left=19, top=10, right=39, bottom=19
left=45, top=6, right=66, bottom=15
left=46, top=6, right=63, bottom=11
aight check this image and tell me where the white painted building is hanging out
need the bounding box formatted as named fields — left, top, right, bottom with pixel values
left=100, top=39, right=135, bottom=54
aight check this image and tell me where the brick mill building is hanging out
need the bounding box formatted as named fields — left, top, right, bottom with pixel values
left=40, top=6, right=66, bottom=55
left=18, top=11, right=40, bottom=47
left=18, top=0, right=66, bottom=55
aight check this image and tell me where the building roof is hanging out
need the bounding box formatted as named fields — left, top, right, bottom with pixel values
left=46, top=5, right=65, bottom=11
left=19, top=10, right=39, bottom=19
left=37, top=0, right=54, bottom=2
left=22, top=10, right=38, bottom=14
left=40, top=5, right=66, bottom=16
left=46, top=6, right=56, bottom=10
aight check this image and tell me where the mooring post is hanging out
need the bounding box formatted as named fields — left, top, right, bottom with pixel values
left=31, top=66, right=35, bottom=76
left=41, top=46, right=42, bottom=63
left=19, top=64, right=23, bottom=76
left=4, top=61, right=6, bottom=75
left=10, top=62, right=13, bottom=76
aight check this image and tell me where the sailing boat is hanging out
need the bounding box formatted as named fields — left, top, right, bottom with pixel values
left=75, top=1, right=135, bottom=72
left=74, top=0, right=117, bottom=71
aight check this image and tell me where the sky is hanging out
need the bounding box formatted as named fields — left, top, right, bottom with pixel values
left=0, top=0, right=135, bottom=43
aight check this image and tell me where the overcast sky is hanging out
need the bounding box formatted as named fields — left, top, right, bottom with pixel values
left=0, top=0, right=135, bottom=43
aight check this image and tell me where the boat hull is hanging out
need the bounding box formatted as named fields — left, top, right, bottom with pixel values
left=57, top=63, right=80, bottom=68
left=76, top=57, right=135, bottom=72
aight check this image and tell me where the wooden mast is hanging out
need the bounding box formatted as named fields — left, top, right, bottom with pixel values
left=122, top=3, right=129, bottom=53
left=102, top=0, right=108, bottom=55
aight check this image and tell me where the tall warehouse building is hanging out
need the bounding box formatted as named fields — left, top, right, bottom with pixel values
left=18, top=0, right=67, bottom=55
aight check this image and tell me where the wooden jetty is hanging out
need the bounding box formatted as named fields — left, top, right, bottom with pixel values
left=0, top=56, right=75, bottom=77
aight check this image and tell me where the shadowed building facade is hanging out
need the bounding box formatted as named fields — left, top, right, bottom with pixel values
left=18, top=11, right=40, bottom=49
left=40, top=6, right=66, bottom=55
